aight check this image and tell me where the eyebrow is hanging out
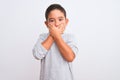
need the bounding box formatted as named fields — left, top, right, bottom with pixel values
left=48, top=18, right=54, bottom=20
left=58, top=16, right=64, bottom=18
left=48, top=16, right=65, bottom=20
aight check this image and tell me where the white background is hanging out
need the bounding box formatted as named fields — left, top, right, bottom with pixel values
left=0, top=0, right=120, bottom=80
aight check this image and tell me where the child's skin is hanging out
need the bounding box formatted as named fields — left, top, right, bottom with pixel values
left=42, top=9, right=75, bottom=62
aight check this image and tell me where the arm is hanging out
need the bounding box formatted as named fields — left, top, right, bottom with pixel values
left=54, top=35, right=75, bottom=62
left=48, top=24, right=75, bottom=62
left=33, top=34, right=53, bottom=60
left=42, top=35, right=54, bottom=50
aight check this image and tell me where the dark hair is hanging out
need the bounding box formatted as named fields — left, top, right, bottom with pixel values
left=45, top=4, right=66, bottom=20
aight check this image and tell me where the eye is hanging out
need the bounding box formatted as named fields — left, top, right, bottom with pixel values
left=59, top=18, right=63, bottom=21
left=49, top=19, right=55, bottom=22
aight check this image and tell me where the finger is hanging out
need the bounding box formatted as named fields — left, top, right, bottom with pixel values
left=59, top=23, right=64, bottom=27
left=59, top=25, right=65, bottom=33
left=47, top=23, right=52, bottom=28
left=57, top=24, right=62, bottom=29
left=59, top=24, right=64, bottom=30
left=48, top=23, right=54, bottom=28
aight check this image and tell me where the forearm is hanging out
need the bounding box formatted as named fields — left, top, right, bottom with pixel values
left=54, top=35, right=75, bottom=62
left=42, top=35, right=54, bottom=50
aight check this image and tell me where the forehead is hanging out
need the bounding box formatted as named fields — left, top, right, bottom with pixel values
left=48, top=9, right=65, bottom=19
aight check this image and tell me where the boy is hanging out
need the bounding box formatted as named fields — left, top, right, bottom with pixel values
left=33, top=4, right=79, bottom=80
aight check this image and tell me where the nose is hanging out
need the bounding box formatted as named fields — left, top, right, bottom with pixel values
left=55, top=20, right=59, bottom=27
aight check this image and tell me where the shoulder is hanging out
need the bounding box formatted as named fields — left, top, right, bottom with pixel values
left=39, top=33, right=49, bottom=40
left=63, top=33, right=74, bottom=37
left=62, top=33, right=76, bottom=42
left=39, top=33, right=48, bottom=36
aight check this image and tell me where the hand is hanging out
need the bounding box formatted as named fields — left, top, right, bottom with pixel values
left=57, top=24, right=65, bottom=34
left=48, top=23, right=64, bottom=38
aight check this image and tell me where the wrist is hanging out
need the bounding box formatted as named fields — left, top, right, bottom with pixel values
left=53, top=34, right=62, bottom=41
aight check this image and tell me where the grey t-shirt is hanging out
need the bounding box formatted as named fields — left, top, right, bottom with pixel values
left=33, top=33, right=79, bottom=80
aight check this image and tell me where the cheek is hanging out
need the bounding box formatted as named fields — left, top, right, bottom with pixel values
left=48, top=22, right=55, bottom=26
left=62, top=23, right=67, bottom=27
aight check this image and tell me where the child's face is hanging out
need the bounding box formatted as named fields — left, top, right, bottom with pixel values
left=45, top=9, right=68, bottom=31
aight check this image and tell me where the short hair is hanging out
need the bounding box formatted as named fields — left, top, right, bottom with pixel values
left=45, top=4, right=66, bottom=20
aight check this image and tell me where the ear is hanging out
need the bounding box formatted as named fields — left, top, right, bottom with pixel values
left=65, top=18, right=69, bottom=26
left=44, top=21, right=48, bottom=28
